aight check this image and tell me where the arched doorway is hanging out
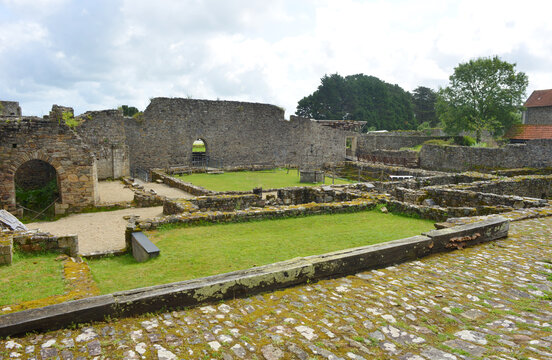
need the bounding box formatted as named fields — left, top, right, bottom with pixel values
left=192, top=138, right=208, bottom=166
left=14, top=159, right=60, bottom=219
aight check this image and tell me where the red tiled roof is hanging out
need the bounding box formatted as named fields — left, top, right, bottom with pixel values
left=524, top=89, right=552, bottom=108
left=505, top=124, right=552, bottom=140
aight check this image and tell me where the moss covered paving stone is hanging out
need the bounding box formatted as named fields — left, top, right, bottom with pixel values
left=2, top=217, right=552, bottom=359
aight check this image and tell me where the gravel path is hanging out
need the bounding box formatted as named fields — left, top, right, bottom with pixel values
left=25, top=181, right=192, bottom=255
left=27, top=207, right=164, bottom=255
left=98, top=180, right=193, bottom=204
left=97, top=181, right=135, bottom=204
left=134, top=179, right=194, bottom=199
left=5, top=216, right=552, bottom=359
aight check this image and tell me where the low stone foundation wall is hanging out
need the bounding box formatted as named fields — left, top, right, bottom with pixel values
left=151, top=170, right=214, bottom=196
left=0, top=230, right=78, bottom=265
left=276, top=185, right=369, bottom=205
left=133, top=190, right=165, bottom=207
left=192, top=194, right=263, bottom=211
left=13, top=232, right=79, bottom=257
left=452, top=175, right=552, bottom=199
left=424, top=188, right=546, bottom=209
left=332, top=161, right=444, bottom=182
left=357, top=149, right=419, bottom=167
left=385, top=200, right=511, bottom=221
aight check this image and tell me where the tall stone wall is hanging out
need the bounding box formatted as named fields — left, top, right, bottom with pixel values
left=524, top=107, right=552, bottom=125
left=124, top=98, right=347, bottom=171
left=0, top=117, right=98, bottom=214
left=419, top=140, right=552, bottom=172
left=75, top=110, right=130, bottom=179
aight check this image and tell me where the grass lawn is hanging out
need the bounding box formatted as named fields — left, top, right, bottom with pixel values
left=0, top=252, right=65, bottom=306
left=88, top=210, right=434, bottom=294
left=175, top=168, right=353, bottom=192
left=192, top=142, right=206, bottom=152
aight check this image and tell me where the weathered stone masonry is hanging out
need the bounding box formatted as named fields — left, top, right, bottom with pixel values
left=75, top=110, right=130, bottom=179
left=0, top=117, right=98, bottom=214
left=124, top=98, right=349, bottom=171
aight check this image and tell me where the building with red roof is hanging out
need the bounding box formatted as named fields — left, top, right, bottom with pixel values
left=506, top=89, right=552, bottom=143
left=523, top=89, right=552, bottom=125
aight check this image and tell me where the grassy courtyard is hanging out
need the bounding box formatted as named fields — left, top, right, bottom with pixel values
left=0, top=252, right=65, bottom=305
left=88, top=210, right=434, bottom=294
left=175, top=168, right=353, bottom=192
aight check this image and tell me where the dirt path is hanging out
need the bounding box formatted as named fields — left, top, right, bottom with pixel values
left=27, top=207, right=164, bottom=255
left=26, top=181, right=191, bottom=255
left=97, top=181, right=135, bottom=204
left=97, top=180, right=193, bottom=204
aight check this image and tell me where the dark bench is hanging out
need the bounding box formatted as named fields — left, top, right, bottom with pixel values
left=131, top=232, right=160, bottom=262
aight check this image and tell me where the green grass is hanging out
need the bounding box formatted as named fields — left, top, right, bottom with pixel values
left=0, top=252, right=65, bottom=305
left=192, top=142, right=206, bottom=152
left=175, top=168, right=353, bottom=192
left=88, top=210, right=434, bottom=294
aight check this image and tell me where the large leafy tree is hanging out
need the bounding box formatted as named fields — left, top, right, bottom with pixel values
left=411, top=86, right=438, bottom=127
left=436, top=56, right=528, bottom=142
left=296, top=73, right=416, bottom=131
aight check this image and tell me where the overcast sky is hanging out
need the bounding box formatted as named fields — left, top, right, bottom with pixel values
left=1, top=0, right=551, bottom=117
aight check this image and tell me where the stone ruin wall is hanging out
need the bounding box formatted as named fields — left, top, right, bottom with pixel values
left=0, top=101, right=22, bottom=117
left=75, top=110, right=130, bottom=179
left=0, top=117, right=98, bottom=214
left=419, top=140, right=552, bottom=172
left=124, top=98, right=348, bottom=171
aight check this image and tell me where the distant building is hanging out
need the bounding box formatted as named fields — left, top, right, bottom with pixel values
left=523, top=89, right=552, bottom=125
left=507, top=89, right=552, bottom=143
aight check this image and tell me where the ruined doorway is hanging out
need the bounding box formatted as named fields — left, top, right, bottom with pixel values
left=345, top=136, right=357, bottom=158
left=192, top=138, right=208, bottom=167
left=14, top=159, right=60, bottom=219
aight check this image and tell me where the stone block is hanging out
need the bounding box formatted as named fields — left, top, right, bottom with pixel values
left=131, top=232, right=160, bottom=262
left=0, top=235, right=13, bottom=266
left=423, top=216, right=509, bottom=251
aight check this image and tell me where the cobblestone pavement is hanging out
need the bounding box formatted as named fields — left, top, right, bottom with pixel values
left=2, top=217, right=552, bottom=360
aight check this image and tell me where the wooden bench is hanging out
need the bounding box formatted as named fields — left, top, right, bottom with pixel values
left=131, top=232, right=160, bottom=262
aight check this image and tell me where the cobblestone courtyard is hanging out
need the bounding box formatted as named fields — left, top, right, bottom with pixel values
left=2, top=216, right=552, bottom=360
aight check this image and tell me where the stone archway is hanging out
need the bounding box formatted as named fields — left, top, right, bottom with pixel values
left=192, top=138, right=208, bottom=166
left=14, top=159, right=60, bottom=217
left=0, top=117, right=98, bottom=216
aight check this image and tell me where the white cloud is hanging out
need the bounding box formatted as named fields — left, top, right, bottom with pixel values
left=1, top=0, right=551, bottom=116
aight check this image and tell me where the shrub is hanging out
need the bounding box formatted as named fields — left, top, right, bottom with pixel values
left=454, top=136, right=476, bottom=146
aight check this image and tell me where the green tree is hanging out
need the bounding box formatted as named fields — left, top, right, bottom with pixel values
left=296, top=73, right=415, bottom=131
left=119, top=105, right=139, bottom=117
left=411, top=86, right=438, bottom=127
left=436, top=56, right=528, bottom=142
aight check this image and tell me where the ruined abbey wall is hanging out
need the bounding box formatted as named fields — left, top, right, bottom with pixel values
left=0, top=117, right=98, bottom=214
left=0, top=101, right=22, bottom=117
left=124, top=98, right=347, bottom=171
left=75, top=110, right=130, bottom=179
left=419, top=140, right=552, bottom=171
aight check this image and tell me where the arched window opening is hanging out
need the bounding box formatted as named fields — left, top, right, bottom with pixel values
left=15, top=159, right=60, bottom=219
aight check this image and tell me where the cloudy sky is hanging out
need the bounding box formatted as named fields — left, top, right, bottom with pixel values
left=1, top=0, right=551, bottom=117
